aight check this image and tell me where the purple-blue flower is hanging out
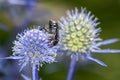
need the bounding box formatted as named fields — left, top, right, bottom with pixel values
left=4, top=26, right=57, bottom=80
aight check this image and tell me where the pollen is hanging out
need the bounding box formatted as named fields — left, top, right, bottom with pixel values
left=59, top=8, right=99, bottom=53
left=58, top=7, right=120, bottom=67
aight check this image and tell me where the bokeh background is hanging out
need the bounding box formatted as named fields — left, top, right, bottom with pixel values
left=0, top=0, right=120, bottom=80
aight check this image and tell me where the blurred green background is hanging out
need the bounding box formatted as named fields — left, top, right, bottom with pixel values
left=1, top=0, right=120, bottom=80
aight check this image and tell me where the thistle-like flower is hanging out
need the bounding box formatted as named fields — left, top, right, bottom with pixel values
left=58, top=8, right=120, bottom=80
left=4, top=27, right=57, bottom=80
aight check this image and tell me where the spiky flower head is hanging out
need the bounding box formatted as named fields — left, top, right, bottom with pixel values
left=58, top=7, right=120, bottom=66
left=11, top=27, right=57, bottom=71
left=59, top=8, right=100, bottom=53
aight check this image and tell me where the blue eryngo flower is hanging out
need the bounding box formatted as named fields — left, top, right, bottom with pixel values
left=58, top=7, right=120, bottom=66
left=5, top=27, right=57, bottom=80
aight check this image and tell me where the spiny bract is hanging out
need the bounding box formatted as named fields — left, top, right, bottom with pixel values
left=58, top=7, right=120, bottom=66
left=11, top=27, right=57, bottom=71
left=59, top=8, right=100, bottom=53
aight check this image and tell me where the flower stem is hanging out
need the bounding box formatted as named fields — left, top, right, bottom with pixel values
left=32, top=65, right=39, bottom=80
left=67, top=54, right=77, bottom=80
